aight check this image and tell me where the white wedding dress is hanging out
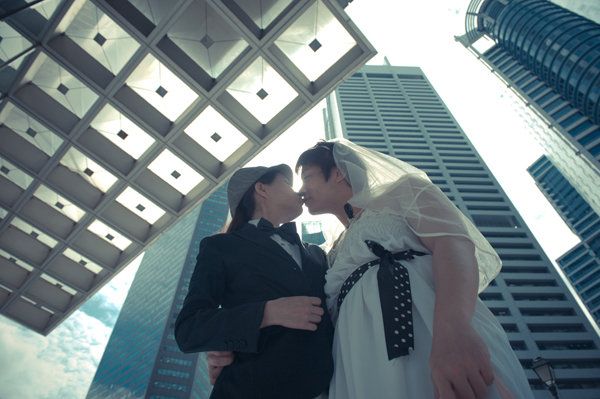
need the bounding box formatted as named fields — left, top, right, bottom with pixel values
left=325, top=208, right=534, bottom=399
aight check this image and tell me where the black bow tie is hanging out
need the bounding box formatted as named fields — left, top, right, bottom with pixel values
left=256, top=219, right=300, bottom=245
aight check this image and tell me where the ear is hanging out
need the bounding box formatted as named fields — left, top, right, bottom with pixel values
left=254, top=181, right=269, bottom=200
left=333, top=167, right=347, bottom=184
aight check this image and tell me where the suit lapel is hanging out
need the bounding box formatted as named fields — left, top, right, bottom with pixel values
left=231, top=224, right=329, bottom=297
left=234, top=223, right=300, bottom=270
left=299, top=243, right=325, bottom=277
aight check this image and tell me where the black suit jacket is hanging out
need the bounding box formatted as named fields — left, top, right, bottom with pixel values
left=175, top=222, right=334, bottom=399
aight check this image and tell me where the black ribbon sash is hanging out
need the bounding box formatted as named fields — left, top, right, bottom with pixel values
left=337, top=240, right=426, bottom=360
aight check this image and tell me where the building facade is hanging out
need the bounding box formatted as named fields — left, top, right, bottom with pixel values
left=86, top=186, right=229, bottom=399
left=528, top=155, right=600, bottom=326
left=301, top=220, right=327, bottom=245
left=457, top=0, right=600, bottom=219
left=324, top=64, right=600, bottom=397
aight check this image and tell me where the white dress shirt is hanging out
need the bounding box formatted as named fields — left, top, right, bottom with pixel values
left=248, top=219, right=302, bottom=269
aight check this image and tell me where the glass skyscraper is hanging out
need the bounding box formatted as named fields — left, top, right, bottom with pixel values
left=528, top=155, right=600, bottom=326
left=457, top=0, right=600, bottom=220
left=324, top=64, right=600, bottom=397
left=301, top=221, right=327, bottom=245
left=86, top=186, right=229, bottom=399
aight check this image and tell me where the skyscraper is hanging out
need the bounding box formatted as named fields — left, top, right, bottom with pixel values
left=86, top=186, right=229, bottom=399
left=457, top=0, right=600, bottom=219
left=528, top=155, right=600, bottom=326
left=324, top=64, right=600, bottom=397
left=301, top=220, right=327, bottom=245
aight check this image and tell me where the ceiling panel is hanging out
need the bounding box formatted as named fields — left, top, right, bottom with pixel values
left=0, top=0, right=375, bottom=335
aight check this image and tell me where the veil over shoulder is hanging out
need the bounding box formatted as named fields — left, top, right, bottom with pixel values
left=330, top=138, right=501, bottom=292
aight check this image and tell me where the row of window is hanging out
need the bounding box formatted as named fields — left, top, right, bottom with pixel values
left=500, top=265, right=549, bottom=273
left=522, top=358, right=600, bottom=370
left=157, top=368, right=190, bottom=379
left=581, top=281, right=600, bottom=301
left=570, top=260, right=600, bottom=283
left=510, top=340, right=596, bottom=351
left=153, top=380, right=187, bottom=392
left=161, top=356, right=193, bottom=367
left=496, top=322, right=586, bottom=333
left=492, top=307, right=577, bottom=316
left=530, top=379, right=600, bottom=391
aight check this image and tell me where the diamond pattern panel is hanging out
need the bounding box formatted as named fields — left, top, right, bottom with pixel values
left=0, top=0, right=375, bottom=334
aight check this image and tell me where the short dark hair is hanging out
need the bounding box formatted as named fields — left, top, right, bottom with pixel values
left=295, top=141, right=336, bottom=181
left=226, top=169, right=280, bottom=232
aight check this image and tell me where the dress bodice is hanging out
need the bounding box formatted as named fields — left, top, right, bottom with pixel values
left=325, top=209, right=430, bottom=319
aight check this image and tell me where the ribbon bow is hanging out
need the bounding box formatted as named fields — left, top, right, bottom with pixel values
left=257, top=219, right=300, bottom=245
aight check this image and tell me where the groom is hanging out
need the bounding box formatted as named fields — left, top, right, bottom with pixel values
left=177, top=163, right=333, bottom=398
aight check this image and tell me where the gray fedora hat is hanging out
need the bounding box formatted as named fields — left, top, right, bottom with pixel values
left=227, top=164, right=293, bottom=217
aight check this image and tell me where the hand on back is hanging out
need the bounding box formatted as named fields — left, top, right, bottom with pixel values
left=206, top=351, right=234, bottom=385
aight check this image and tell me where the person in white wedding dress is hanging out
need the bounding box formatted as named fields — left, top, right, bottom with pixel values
left=293, top=139, right=534, bottom=399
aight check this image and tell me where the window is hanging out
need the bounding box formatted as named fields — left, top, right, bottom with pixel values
left=505, top=279, right=557, bottom=287
left=158, top=368, right=191, bottom=379
left=543, top=98, right=564, bottom=113
left=472, top=215, right=519, bottom=228
left=536, top=91, right=556, bottom=105
left=529, top=85, right=548, bottom=99
left=512, top=293, right=566, bottom=301
left=161, top=356, right=193, bottom=366
left=366, top=73, right=393, bottom=78
left=509, top=341, right=527, bottom=350
left=559, top=112, right=584, bottom=128
left=501, top=323, right=519, bottom=333
left=397, top=74, right=424, bottom=80
left=528, top=324, right=585, bottom=333
left=479, top=292, right=503, bottom=300
left=499, top=253, right=542, bottom=261
left=519, top=307, right=575, bottom=316
left=552, top=103, right=574, bottom=119
left=536, top=341, right=597, bottom=350
left=153, top=380, right=187, bottom=392
left=489, top=307, right=511, bottom=316
left=579, top=128, right=600, bottom=145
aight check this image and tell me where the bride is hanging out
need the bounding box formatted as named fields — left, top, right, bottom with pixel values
left=293, top=139, right=533, bottom=399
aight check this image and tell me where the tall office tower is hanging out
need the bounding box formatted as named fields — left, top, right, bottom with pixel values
left=457, top=0, right=600, bottom=219
left=324, top=64, right=600, bottom=397
left=528, top=155, right=600, bottom=326
left=86, top=186, right=228, bottom=399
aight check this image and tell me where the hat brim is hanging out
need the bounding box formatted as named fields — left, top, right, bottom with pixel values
left=227, top=163, right=294, bottom=218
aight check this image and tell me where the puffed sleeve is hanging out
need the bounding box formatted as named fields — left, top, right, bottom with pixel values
left=400, top=176, right=502, bottom=292
left=174, top=236, right=266, bottom=353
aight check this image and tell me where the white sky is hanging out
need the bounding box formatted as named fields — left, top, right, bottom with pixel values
left=1, top=1, right=599, bottom=398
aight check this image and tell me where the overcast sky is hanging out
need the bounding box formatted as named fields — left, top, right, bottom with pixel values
left=1, top=1, right=599, bottom=398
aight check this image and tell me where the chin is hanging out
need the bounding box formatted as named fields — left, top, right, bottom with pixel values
left=290, top=206, right=303, bottom=220
left=306, top=205, right=325, bottom=215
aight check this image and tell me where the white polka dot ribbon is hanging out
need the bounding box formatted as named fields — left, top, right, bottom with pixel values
left=337, top=240, right=426, bottom=360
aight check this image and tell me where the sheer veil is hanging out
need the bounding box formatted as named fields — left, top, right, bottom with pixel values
left=331, top=138, right=501, bottom=292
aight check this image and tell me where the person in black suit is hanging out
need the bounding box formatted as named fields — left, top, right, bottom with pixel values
left=175, top=164, right=334, bottom=399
